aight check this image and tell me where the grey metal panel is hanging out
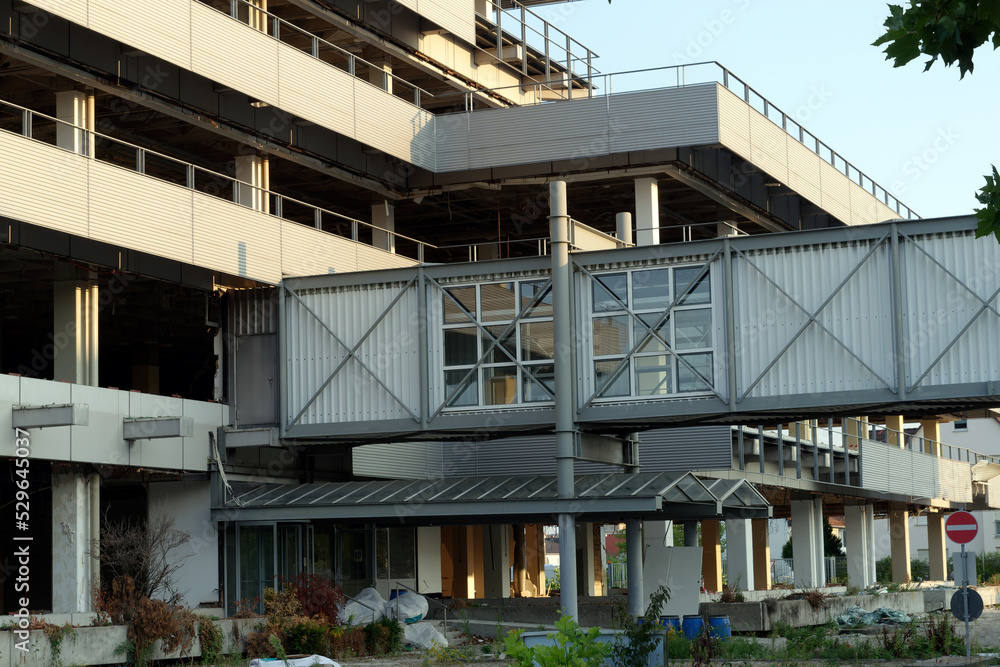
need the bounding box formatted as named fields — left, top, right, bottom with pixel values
left=230, top=288, right=279, bottom=336
left=353, top=442, right=444, bottom=479
left=607, top=85, right=720, bottom=155
left=235, top=334, right=278, bottom=426
left=636, top=426, right=733, bottom=473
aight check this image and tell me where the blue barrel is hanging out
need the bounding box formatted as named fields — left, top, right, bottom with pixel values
left=708, top=615, right=731, bottom=639
left=660, top=615, right=681, bottom=634
left=681, top=614, right=703, bottom=639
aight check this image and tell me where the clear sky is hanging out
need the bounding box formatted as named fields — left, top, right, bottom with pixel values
left=535, top=0, right=999, bottom=220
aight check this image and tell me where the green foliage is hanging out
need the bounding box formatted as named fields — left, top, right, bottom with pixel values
left=283, top=616, right=331, bottom=655
left=363, top=617, right=403, bottom=655
left=782, top=518, right=842, bottom=559
left=197, top=620, right=225, bottom=665
left=610, top=585, right=671, bottom=667
left=979, top=550, right=1000, bottom=583
left=268, top=633, right=289, bottom=667
left=504, top=614, right=611, bottom=667
left=975, top=165, right=1000, bottom=242
left=876, top=555, right=893, bottom=583
left=547, top=566, right=561, bottom=592
left=689, top=620, right=717, bottom=667
left=911, top=557, right=930, bottom=581
left=873, top=1, right=1000, bottom=77
left=607, top=532, right=627, bottom=564
left=781, top=538, right=793, bottom=560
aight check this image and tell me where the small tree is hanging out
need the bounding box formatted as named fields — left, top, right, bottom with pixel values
left=90, top=509, right=193, bottom=604
left=782, top=517, right=844, bottom=559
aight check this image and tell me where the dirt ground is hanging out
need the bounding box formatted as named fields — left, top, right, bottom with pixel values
left=334, top=609, right=1000, bottom=666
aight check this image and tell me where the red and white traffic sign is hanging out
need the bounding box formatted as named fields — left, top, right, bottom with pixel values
left=946, top=511, right=979, bottom=544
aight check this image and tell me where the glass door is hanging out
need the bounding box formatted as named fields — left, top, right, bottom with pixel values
left=238, top=524, right=274, bottom=613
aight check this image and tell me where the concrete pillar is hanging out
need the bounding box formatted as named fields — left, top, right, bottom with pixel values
left=372, top=201, right=396, bottom=253
left=625, top=518, right=643, bottom=617
left=634, top=177, right=660, bottom=246
left=471, top=525, right=485, bottom=598
left=90, top=473, right=100, bottom=595
left=483, top=525, right=510, bottom=598
left=813, top=497, right=826, bottom=587
left=513, top=525, right=527, bottom=597
left=575, top=522, right=596, bottom=597
left=55, top=89, right=87, bottom=154
left=888, top=509, right=911, bottom=583
left=524, top=524, right=545, bottom=597
left=845, top=503, right=875, bottom=588
left=927, top=514, right=947, bottom=581
left=701, top=520, right=722, bottom=592
left=132, top=343, right=160, bottom=395
left=52, top=472, right=95, bottom=612
left=683, top=521, right=698, bottom=547
left=866, top=506, right=877, bottom=585
left=53, top=281, right=98, bottom=386
left=725, top=518, right=754, bottom=591
left=248, top=0, right=267, bottom=31
left=885, top=415, right=904, bottom=447
left=921, top=418, right=941, bottom=456
left=644, top=521, right=671, bottom=548
left=752, top=518, right=771, bottom=590
left=716, top=221, right=739, bottom=237
left=236, top=154, right=268, bottom=211
left=790, top=497, right=821, bottom=588
left=616, top=212, right=633, bottom=246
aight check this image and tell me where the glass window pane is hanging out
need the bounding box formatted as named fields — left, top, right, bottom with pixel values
left=444, top=327, right=478, bottom=366
left=634, top=314, right=669, bottom=353
left=675, top=309, right=712, bottom=350
left=388, top=527, right=416, bottom=579
left=444, top=286, right=476, bottom=323
left=595, top=359, right=629, bottom=397
left=635, top=355, right=672, bottom=396
left=485, top=325, right=516, bottom=364
left=632, top=268, right=670, bottom=310
left=520, top=321, right=554, bottom=361
left=677, top=353, right=713, bottom=392
left=445, top=370, right=478, bottom=406
left=523, top=364, right=554, bottom=402
left=520, top=280, right=553, bottom=319
left=481, top=282, right=515, bottom=321
left=675, top=267, right=711, bottom=305
left=593, top=315, right=629, bottom=356
left=593, top=273, right=627, bottom=312
left=484, top=366, right=518, bottom=405
left=376, top=528, right=389, bottom=580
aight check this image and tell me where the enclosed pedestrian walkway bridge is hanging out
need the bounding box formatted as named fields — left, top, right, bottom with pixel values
left=275, top=215, right=1000, bottom=441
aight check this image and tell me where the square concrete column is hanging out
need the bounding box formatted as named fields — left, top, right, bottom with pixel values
left=471, top=525, right=485, bottom=598
left=683, top=520, right=698, bottom=547
left=644, top=521, right=672, bottom=548
left=725, top=518, right=754, bottom=591
left=53, top=281, right=98, bottom=386
left=633, top=177, right=660, bottom=246
left=813, top=497, right=826, bottom=587
left=368, top=60, right=392, bottom=94
left=791, top=497, right=821, bottom=588
left=927, top=514, right=947, bottom=581
left=752, top=519, right=771, bottom=590
left=55, top=89, right=87, bottom=154
left=52, top=472, right=97, bottom=612
left=701, top=520, right=722, bottom=592
left=524, top=524, right=545, bottom=596
left=888, top=509, right=911, bottom=583
left=845, top=503, right=875, bottom=588
left=236, top=154, right=268, bottom=212
left=372, top=201, right=396, bottom=253
left=921, top=419, right=942, bottom=456
left=885, top=415, right=904, bottom=447
left=483, top=525, right=510, bottom=598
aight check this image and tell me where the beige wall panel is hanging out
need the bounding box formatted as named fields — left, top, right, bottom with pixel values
left=785, top=138, right=823, bottom=205
left=279, top=220, right=417, bottom=277
left=353, top=79, right=436, bottom=168
left=716, top=87, right=752, bottom=161
left=24, top=0, right=89, bottom=27
left=411, top=0, right=476, bottom=44
left=90, top=0, right=192, bottom=69
left=191, top=2, right=280, bottom=105
left=818, top=159, right=852, bottom=224
left=276, top=45, right=357, bottom=140
left=747, top=112, right=788, bottom=185
left=0, top=133, right=89, bottom=237
left=87, top=161, right=194, bottom=264
left=192, top=196, right=282, bottom=283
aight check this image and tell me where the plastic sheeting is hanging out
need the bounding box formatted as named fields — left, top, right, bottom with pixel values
left=834, top=605, right=911, bottom=627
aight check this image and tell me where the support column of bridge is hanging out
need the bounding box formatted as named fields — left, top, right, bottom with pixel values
left=921, top=419, right=948, bottom=581
left=791, top=496, right=824, bottom=588
left=845, top=502, right=875, bottom=588
left=889, top=508, right=912, bottom=583
left=701, top=520, right=722, bottom=592
left=725, top=518, right=754, bottom=591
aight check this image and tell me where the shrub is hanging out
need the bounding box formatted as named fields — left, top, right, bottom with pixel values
left=330, top=625, right=366, bottom=659
left=284, top=573, right=347, bottom=622
left=505, top=614, right=611, bottom=667
left=284, top=616, right=331, bottom=655
left=610, top=585, right=671, bottom=667
left=364, top=617, right=403, bottom=655
left=198, top=620, right=224, bottom=665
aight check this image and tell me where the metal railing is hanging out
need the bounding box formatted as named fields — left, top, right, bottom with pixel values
left=446, top=62, right=917, bottom=220
left=606, top=561, right=628, bottom=589
left=477, top=0, right=598, bottom=84
left=0, top=98, right=434, bottom=262
left=197, top=0, right=434, bottom=108
left=769, top=556, right=845, bottom=585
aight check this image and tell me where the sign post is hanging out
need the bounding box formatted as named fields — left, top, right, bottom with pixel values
left=945, top=510, right=979, bottom=658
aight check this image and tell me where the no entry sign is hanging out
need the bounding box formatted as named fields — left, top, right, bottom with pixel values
left=946, top=511, right=979, bottom=544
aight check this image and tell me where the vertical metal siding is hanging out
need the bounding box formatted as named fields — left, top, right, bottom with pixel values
left=903, top=230, right=1000, bottom=389
left=230, top=288, right=279, bottom=336
left=0, top=132, right=89, bottom=237
left=734, top=240, right=894, bottom=399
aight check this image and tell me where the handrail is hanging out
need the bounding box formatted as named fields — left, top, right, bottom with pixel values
left=199, top=0, right=435, bottom=107
left=344, top=594, right=382, bottom=625
left=0, top=98, right=435, bottom=261
left=391, top=580, right=447, bottom=633
left=440, top=62, right=918, bottom=221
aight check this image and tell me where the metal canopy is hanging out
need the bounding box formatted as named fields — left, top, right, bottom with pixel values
left=211, top=471, right=770, bottom=524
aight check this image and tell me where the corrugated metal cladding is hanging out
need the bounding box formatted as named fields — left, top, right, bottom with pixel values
left=436, top=84, right=719, bottom=173
left=230, top=288, right=279, bottom=336
left=353, top=442, right=445, bottom=479
left=716, top=85, right=899, bottom=226
left=902, top=230, right=1000, bottom=389
left=988, top=476, right=1000, bottom=508
left=860, top=440, right=972, bottom=502
left=285, top=282, right=421, bottom=426
left=442, top=436, right=621, bottom=477
left=395, top=0, right=476, bottom=45
left=636, top=426, right=733, bottom=472
left=733, top=239, right=894, bottom=399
